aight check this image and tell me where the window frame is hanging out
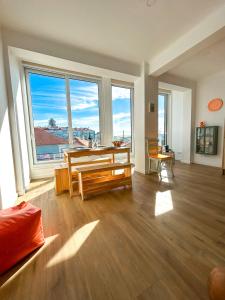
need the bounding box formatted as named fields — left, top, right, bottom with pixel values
left=25, top=67, right=102, bottom=165
left=158, top=93, right=169, bottom=146
left=111, top=83, right=134, bottom=154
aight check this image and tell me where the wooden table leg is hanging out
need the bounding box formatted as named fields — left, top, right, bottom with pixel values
left=157, top=160, right=162, bottom=180
left=78, top=173, right=84, bottom=200
left=127, top=150, right=130, bottom=163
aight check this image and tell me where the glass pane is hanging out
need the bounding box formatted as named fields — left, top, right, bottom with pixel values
left=205, top=128, right=214, bottom=154
left=196, top=127, right=205, bottom=153
left=70, top=79, right=100, bottom=145
left=29, top=72, right=69, bottom=162
left=112, top=86, right=132, bottom=148
left=158, top=94, right=167, bottom=146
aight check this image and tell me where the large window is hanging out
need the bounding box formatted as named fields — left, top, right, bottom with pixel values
left=26, top=68, right=134, bottom=164
left=158, top=93, right=168, bottom=146
left=112, top=85, right=132, bottom=148
left=27, top=70, right=100, bottom=163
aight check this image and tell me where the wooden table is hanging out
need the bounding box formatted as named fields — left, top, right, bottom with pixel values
left=63, top=147, right=131, bottom=163
left=55, top=147, right=131, bottom=196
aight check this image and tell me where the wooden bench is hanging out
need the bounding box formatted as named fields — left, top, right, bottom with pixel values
left=54, top=158, right=112, bottom=195
left=76, top=162, right=133, bottom=200
left=64, top=147, right=131, bottom=197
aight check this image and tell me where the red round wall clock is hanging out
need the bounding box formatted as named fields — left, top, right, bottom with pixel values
left=208, top=98, right=223, bottom=112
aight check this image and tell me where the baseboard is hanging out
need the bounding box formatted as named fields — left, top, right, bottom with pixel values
left=180, top=160, right=191, bottom=164
left=134, top=168, right=147, bottom=175
left=192, top=161, right=222, bottom=170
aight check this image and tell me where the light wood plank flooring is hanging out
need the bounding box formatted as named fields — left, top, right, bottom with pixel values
left=1, top=163, right=225, bottom=300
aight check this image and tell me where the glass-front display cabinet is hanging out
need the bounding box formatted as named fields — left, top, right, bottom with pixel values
left=196, top=126, right=218, bottom=155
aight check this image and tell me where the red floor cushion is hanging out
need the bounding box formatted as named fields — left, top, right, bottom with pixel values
left=209, top=267, right=225, bottom=300
left=0, top=201, right=45, bottom=275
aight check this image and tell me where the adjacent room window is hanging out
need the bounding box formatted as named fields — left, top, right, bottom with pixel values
left=158, top=93, right=168, bottom=146
left=27, top=70, right=101, bottom=163
left=112, top=85, right=133, bottom=149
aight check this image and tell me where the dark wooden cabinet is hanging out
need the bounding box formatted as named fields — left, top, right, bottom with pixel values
left=223, top=129, right=225, bottom=175
left=196, top=126, right=218, bottom=155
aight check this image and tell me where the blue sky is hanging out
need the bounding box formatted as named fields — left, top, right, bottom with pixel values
left=158, top=94, right=165, bottom=134
left=30, top=73, right=131, bottom=136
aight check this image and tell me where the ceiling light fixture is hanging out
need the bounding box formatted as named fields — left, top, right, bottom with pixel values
left=146, top=0, right=157, bottom=7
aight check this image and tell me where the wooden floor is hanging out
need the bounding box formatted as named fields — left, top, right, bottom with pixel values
left=1, top=163, right=225, bottom=300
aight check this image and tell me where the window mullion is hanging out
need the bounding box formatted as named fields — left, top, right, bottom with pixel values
left=99, top=78, right=112, bottom=146
left=66, top=76, right=73, bottom=144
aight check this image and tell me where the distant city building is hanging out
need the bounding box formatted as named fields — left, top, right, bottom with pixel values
left=46, top=127, right=96, bottom=140
left=34, top=126, right=99, bottom=161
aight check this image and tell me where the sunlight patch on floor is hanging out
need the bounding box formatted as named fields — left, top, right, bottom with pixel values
left=46, top=220, right=99, bottom=268
left=17, top=180, right=54, bottom=203
left=155, top=190, right=173, bottom=216
left=160, top=169, right=173, bottom=183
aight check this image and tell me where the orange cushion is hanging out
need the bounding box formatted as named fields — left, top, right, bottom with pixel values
left=0, top=201, right=45, bottom=275
left=209, top=267, right=225, bottom=300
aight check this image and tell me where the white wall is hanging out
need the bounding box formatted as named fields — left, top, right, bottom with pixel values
left=0, top=27, right=17, bottom=208
left=134, top=64, right=159, bottom=174
left=2, top=28, right=140, bottom=77
left=168, top=89, right=192, bottom=163
left=182, top=89, right=192, bottom=163
left=134, top=64, right=146, bottom=174
left=8, top=50, right=30, bottom=189
left=169, top=91, right=184, bottom=160
left=194, top=71, right=225, bottom=167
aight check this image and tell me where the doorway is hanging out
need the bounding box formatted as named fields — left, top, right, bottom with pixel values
left=158, top=82, right=192, bottom=163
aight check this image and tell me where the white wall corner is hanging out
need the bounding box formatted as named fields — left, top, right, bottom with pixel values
left=149, top=4, right=225, bottom=76
left=0, top=27, right=18, bottom=208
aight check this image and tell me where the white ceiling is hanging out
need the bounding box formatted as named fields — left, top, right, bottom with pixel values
left=0, top=0, right=225, bottom=64
left=168, top=37, right=225, bottom=81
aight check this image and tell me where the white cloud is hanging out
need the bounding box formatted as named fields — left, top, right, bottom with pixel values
left=70, top=83, right=98, bottom=102
left=70, top=84, right=99, bottom=111
left=72, top=115, right=100, bottom=132
left=158, top=116, right=165, bottom=134
left=113, top=112, right=130, bottom=121
left=112, top=86, right=130, bottom=100
left=75, top=84, right=98, bottom=95
left=113, top=123, right=131, bottom=136
left=113, top=112, right=131, bottom=136
left=71, top=100, right=98, bottom=111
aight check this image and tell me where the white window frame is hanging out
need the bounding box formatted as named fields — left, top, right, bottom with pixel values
left=24, top=65, right=135, bottom=177
left=158, top=92, right=169, bottom=146
left=25, top=67, right=102, bottom=166
left=111, top=83, right=134, bottom=155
